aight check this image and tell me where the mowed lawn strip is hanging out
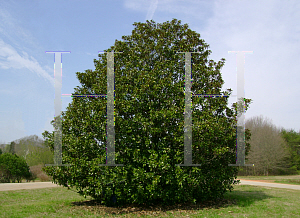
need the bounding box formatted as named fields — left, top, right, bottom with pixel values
left=0, top=184, right=300, bottom=217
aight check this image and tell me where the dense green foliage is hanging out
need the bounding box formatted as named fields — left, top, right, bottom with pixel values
left=42, top=19, right=252, bottom=207
left=280, top=128, right=300, bottom=174
left=0, top=153, right=32, bottom=183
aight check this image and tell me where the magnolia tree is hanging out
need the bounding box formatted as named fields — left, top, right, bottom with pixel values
left=42, top=19, right=252, bottom=206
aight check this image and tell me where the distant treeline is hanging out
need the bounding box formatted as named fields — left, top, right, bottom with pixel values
left=0, top=134, right=54, bottom=167
left=238, top=115, right=300, bottom=176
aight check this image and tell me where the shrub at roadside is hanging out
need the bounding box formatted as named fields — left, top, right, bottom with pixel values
left=0, top=153, right=32, bottom=183
left=42, top=18, right=252, bottom=207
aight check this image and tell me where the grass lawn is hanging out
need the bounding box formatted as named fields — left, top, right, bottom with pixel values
left=1, top=183, right=300, bottom=217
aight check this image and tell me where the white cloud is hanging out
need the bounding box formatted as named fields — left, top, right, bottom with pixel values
left=124, top=0, right=212, bottom=21
left=0, top=2, right=36, bottom=48
left=145, top=0, right=158, bottom=21
left=124, top=0, right=150, bottom=11
left=0, top=38, right=55, bottom=87
left=0, top=3, right=54, bottom=86
left=197, top=0, right=300, bottom=132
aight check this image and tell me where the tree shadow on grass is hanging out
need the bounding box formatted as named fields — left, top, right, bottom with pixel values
left=224, top=188, right=273, bottom=207
left=71, top=189, right=273, bottom=216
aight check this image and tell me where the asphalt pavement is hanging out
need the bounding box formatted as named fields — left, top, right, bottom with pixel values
left=236, top=179, right=300, bottom=190
left=0, top=182, right=60, bottom=191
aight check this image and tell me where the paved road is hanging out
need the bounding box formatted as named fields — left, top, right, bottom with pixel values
left=0, top=182, right=60, bottom=191
left=236, top=179, right=300, bottom=190
left=0, top=180, right=300, bottom=191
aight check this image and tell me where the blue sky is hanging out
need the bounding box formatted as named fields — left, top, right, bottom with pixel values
left=0, top=0, right=299, bottom=144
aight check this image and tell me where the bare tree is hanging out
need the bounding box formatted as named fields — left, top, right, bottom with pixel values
left=243, top=115, right=292, bottom=176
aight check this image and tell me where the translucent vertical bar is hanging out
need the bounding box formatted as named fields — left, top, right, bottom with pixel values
left=98, top=51, right=123, bottom=166
left=54, top=52, right=62, bottom=166
left=106, top=52, right=115, bottom=165
left=176, top=51, right=201, bottom=167
left=184, top=52, right=192, bottom=165
left=228, top=51, right=254, bottom=167
left=236, top=52, right=245, bottom=165
left=45, top=51, right=70, bottom=167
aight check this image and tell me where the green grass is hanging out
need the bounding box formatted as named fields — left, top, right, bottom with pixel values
left=273, top=179, right=300, bottom=185
left=1, top=183, right=300, bottom=217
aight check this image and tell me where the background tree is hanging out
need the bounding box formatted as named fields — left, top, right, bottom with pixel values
left=42, top=19, right=252, bottom=206
left=8, top=142, right=16, bottom=154
left=14, top=135, right=54, bottom=167
left=0, top=136, right=53, bottom=182
left=280, top=128, right=300, bottom=174
left=3, top=135, right=54, bottom=167
left=239, top=115, right=294, bottom=176
left=2, top=144, right=8, bottom=153
left=0, top=153, right=32, bottom=183
left=25, top=145, right=54, bottom=167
